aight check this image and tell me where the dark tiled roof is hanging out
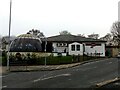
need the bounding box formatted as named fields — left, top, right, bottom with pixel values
left=42, top=34, right=106, bottom=42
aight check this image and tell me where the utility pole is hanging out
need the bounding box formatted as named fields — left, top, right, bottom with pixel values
left=7, top=0, right=12, bottom=71
left=44, top=37, right=47, bottom=66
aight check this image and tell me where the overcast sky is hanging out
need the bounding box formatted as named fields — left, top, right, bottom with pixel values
left=0, top=0, right=119, bottom=37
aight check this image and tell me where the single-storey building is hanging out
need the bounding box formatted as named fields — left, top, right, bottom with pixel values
left=41, top=34, right=106, bottom=57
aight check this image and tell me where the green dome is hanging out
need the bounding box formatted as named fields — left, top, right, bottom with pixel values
left=10, top=34, right=42, bottom=52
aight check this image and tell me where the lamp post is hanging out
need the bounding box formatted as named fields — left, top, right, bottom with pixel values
left=44, top=37, right=47, bottom=66
left=117, top=53, right=120, bottom=78
left=7, top=0, right=12, bottom=71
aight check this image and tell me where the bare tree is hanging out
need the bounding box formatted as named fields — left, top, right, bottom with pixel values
left=88, top=33, right=99, bottom=39
left=77, top=34, right=85, bottom=37
left=59, top=30, right=71, bottom=35
left=100, top=33, right=111, bottom=41
left=111, top=21, right=120, bottom=46
left=1, top=36, right=16, bottom=50
left=27, top=29, right=45, bottom=38
left=100, top=33, right=113, bottom=45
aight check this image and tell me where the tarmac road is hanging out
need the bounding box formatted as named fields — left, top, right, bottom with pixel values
left=2, top=58, right=119, bottom=88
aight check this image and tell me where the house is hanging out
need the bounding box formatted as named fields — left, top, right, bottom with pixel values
left=2, top=36, right=16, bottom=51
left=41, top=34, right=106, bottom=57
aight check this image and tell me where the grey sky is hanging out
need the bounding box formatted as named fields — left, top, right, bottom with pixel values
left=0, top=0, right=119, bottom=37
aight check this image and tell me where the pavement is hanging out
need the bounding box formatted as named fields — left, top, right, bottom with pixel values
left=99, top=79, right=120, bottom=88
left=92, top=77, right=120, bottom=88
left=0, top=58, right=108, bottom=74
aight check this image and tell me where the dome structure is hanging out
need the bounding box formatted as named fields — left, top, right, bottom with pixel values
left=10, top=34, right=42, bottom=52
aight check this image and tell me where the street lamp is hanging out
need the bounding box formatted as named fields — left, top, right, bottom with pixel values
left=44, top=36, right=47, bottom=66
left=7, top=0, right=12, bottom=71
left=117, top=53, right=120, bottom=78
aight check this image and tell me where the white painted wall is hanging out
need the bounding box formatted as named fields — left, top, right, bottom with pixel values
left=53, top=53, right=67, bottom=56
left=68, top=42, right=83, bottom=55
left=85, top=43, right=105, bottom=57
left=52, top=42, right=105, bottom=57
left=52, top=42, right=68, bottom=53
left=52, top=43, right=57, bottom=52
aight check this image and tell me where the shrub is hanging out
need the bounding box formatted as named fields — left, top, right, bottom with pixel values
left=2, top=51, right=7, bottom=66
left=59, top=56, right=72, bottom=64
left=33, top=55, right=99, bottom=65
left=34, top=56, right=73, bottom=65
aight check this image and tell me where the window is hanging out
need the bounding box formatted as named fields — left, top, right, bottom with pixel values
left=57, top=43, right=67, bottom=47
left=71, top=45, right=75, bottom=51
left=56, top=43, right=59, bottom=47
left=59, top=43, right=62, bottom=46
left=63, top=43, right=67, bottom=47
left=76, top=45, right=80, bottom=51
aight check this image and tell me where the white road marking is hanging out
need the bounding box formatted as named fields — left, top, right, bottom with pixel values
left=108, top=62, right=112, bottom=64
left=81, top=66, right=97, bottom=71
left=83, top=59, right=111, bottom=66
left=105, top=62, right=113, bottom=65
left=74, top=66, right=97, bottom=72
left=90, top=81, right=98, bottom=84
left=33, top=73, right=71, bottom=82
left=82, top=61, right=100, bottom=66
left=2, top=86, right=7, bottom=88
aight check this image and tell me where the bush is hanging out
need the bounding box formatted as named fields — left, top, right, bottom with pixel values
left=34, top=56, right=73, bottom=65
left=3, top=52, right=100, bottom=66
left=59, top=56, right=72, bottom=64
left=2, top=51, right=7, bottom=66
left=29, top=55, right=99, bottom=65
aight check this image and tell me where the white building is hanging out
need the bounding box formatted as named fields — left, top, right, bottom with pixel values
left=42, top=34, right=106, bottom=57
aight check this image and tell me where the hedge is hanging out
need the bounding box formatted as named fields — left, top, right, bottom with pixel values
left=1, top=52, right=100, bottom=66
left=1, top=51, right=7, bottom=66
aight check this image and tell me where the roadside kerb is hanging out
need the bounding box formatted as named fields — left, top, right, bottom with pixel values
left=2, top=57, right=109, bottom=72
left=95, top=77, right=120, bottom=88
left=9, top=62, right=81, bottom=71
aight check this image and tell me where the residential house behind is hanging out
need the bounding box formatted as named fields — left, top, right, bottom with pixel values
left=2, top=36, right=16, bottom=51
left=41, top=34, right=106, bottom=57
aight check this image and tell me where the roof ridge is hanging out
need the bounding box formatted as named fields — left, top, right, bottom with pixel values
left=45, top=34, right=106, bottom=42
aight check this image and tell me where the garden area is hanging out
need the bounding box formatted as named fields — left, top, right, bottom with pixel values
left=1, top=51, right=103, bottom=66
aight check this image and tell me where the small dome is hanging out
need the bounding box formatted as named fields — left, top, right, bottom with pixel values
left=10, top=34, right=42, bottom=52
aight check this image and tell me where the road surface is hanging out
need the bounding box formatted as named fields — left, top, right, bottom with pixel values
left=2, top=58, right=120, bottom=88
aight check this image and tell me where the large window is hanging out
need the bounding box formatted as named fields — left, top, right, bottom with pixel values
left=71, top=45, right=75, bottom=51
left=76, top=45, right=80, bottom=51
left=10, top=38, right=42, bottom=52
